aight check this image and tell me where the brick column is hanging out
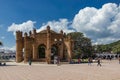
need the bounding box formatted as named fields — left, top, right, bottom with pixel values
left=16, top=31, right=23, bottom=62
left=24, top=33, right=29, bottom=63
left=33, top=43, right=37, bottom=60
left=46, top=26, right=51, bottom=64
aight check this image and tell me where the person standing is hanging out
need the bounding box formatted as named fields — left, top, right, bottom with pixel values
left=54, top=56, right=57, bottom=64
left=78, top=58, right=81, bottom=64
left=97, top=58, right=101, bottom=66
left=57, top=56, right=60, bottom=66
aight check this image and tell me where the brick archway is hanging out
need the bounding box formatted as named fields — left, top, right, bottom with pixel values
left=38, top=44, right=46, bottom=59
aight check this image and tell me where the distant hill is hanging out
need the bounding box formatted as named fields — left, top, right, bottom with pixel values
left=96, top=40, right=120, bottom=54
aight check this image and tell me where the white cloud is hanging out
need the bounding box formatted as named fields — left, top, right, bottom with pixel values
left=7, top=3, right=120, bottom=45
left=96, top=37, right=120, bottom=44
left=8, top=20, right=36, bottom=35
left=72, top=3, right=120, bottom=44
left=9, top=45, right=16, bottom=52
left=37, top=19, right=75, bottom=33
left=38, top=3, right=120, bottom=44
left=37, top=3, right=120, bottom=44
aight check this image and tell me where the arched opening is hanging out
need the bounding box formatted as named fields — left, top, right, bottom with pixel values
left=107, top=55, right=110, bottom=59
left=51, top=45, right=58, bottom=61
left=115, top=55, right=118, bottom=58
left=38, top=44, right=46, bottom=59
left=111, top=55, right=114, bottom=59
left=103, top=55, right=106, bottom=59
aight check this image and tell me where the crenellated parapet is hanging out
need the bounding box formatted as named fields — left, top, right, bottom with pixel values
left=16, top=30, right=34, bottom=63
left=16, top=31, right=22, bottom=40
left=33, top=28, right=36, bottom=38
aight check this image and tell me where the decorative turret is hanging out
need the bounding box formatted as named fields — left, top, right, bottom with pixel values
left=33, top=28, right=36, bottom=34
left=33, top=28, right=36, bottom=38
left=47, top=25, right=50, bottom=33
left=47, top=25, right=50, bottom=30
left=24, top=32, right=28, bottom=37
left=16, top=31, right=22, bottom=40
left=63, top=33, right=66, bottom=37
left=60, top=30, right=63, bottom=34
left=29, top=31, right=32, bottom=36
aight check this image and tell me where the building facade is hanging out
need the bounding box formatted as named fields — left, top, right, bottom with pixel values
left=16, top=26, right=73, bottom=63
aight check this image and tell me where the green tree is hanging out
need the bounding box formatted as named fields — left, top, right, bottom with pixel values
left=112, top=45, right=120, bottom=54
left=67, top=32, right=92, bottom=59
left=93, top=40, right=120, bottom=54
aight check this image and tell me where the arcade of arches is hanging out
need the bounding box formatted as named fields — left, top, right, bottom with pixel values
left=16, top=26, right=74, bottom=64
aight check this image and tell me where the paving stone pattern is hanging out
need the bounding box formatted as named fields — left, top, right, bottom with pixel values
left=0, top=60, right=120, bottom=80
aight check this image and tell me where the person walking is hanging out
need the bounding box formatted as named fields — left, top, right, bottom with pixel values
left=78, top=57, right=81, bottom=64
left=97, top=58, right=101, bottom=66
left=57, top=56, right=60, bottom=66
left=54, top=56, right=57, bottom=64
left=88, top=57, right=92, bottom=66
left=119, top=57, right=120, bottom=64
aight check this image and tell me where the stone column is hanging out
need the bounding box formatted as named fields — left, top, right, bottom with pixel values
left=33, top=43, right=37, bottom=60
left=64, top=40, right=72, bottom=62
left=59, top=41, right=64, bottom=59
left=32, top=29, right=37, bottom=60
left=59, top=31, right=64, bottom=59
left=16, top=31, right=23, bottom=62
left=24, top=33, right=29, bottom=63
left=46, top=26, right=51, bottom=64
left=67, top=41, right=72, bottom=62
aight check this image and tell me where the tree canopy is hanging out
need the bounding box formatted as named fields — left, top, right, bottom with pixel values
left=94, top=40, right=120, bottom=54
left=67, top=32, right=92, bottom=59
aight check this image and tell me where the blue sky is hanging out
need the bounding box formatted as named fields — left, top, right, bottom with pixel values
left=0, top=0, right=120, bottom=51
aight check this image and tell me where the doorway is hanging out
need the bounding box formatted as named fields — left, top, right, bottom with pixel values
left=38, top=44, right=46, bottom=59
left=51, top=45, right=58, bottom=61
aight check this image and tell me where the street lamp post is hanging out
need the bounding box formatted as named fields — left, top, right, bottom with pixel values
left=54, top=38, right=63, bottom=56
left=54, top=38, right=63, bottom=64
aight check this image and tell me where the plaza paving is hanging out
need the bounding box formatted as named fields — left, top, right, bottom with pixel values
left=0, top=60, right=120, bottom=80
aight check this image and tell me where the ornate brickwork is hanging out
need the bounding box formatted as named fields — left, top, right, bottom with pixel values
left=16, top=26, right=73, bottom=63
